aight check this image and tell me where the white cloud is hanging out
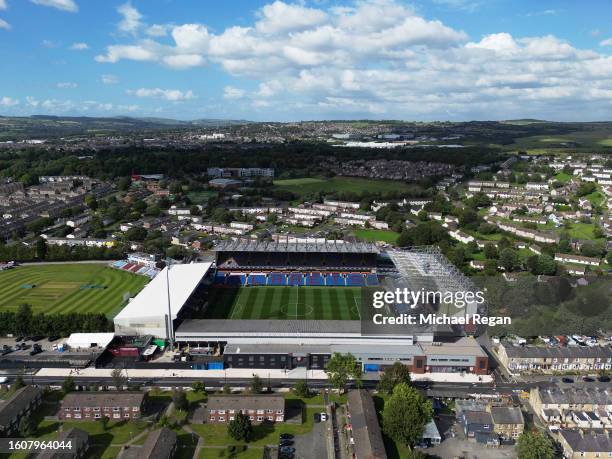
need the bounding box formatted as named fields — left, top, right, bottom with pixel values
left=93, top=0, right=612, bottom=119
left=600, top=38, right=612, bottom=47
left=146, top=24, right=168, bottom=37
left=41, top=39, right=58, bottom=48
left=30, top=0, right=78, bottom=13
left=223, top=86, right=246, bottom=99
left=0, top=0, right=6, bottom=10
left=127, top=88, right=196, bottom=101
left=101, top=74, right=119, bottom=85
left=0, top=18, right=9, bottom=30
left=0, top=96, right=19, bottom=106
left=26, top=96, right=39, bottom=107
left=56, top=82, right=77, bottom=88
left=117, top=2, right=142, bottom=34
left=70, top=42, right=88, bottom=50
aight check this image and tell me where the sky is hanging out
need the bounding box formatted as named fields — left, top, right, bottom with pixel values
left=1, top=0, right=612, bottom=121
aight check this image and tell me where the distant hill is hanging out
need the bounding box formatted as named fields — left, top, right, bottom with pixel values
left=0, top=115, right=251, bottom=140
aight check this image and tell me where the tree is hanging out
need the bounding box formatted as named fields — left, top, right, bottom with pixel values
left=227, top=412, right=252, bottom=442
left=499, top=248, right=519, bottom=272
left=172, top=388, right=188, bottom=411
left=516, top=431, right=555, bottom=459
left=325, top=353, right=362, bottom=393
left=125, top=226, right=147, bottom=242
left=15, top=303, right=32, bottom=337
left=62, top=375, right=75, bottom=394
left=100, top=415, right=110, bottom=431
left=192, top=381, right=206, bottom=393
left=377, top=362, right=411, bottom=394
left=12, top=375, right=25, bottom=391
left=222, top=384, right=232, bottom=394
left=190, top=205, right=201, bottom=216
left=111, top=367, right=127, bottom=391
left=266, top=213, right=278, bottom=224
left=293, top=380, right=310, bottom=398
left=117, top=177, right=131, bottom=191
left=484, top=243, right=498, bottom=260
left=36, top=238, right=48, bottom=260
left=382, top=383, right=433, bottom=447
left=250, top=374, right=263, bottom=394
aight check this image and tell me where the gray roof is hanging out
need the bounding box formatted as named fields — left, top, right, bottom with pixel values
left=347, top=390, right=387, bottom=459
left=490, top=406, right=524, bottom=426
left=463, top=411, right=493, bottom=425
left=37, top=428, right=89, bottom=459
left=223, top=342, right=422, bottom=358
left=207, top=394, right=285, bottom=412
left=560, top=429, right=612, bottom=453
left=0, top=386, right=42, bottom=429
left=502, top=344, right=612, bottom=359
left=214, top=238, right=379, bottom=254
left=139, top=427, right=177, bottom=459
left=537, top=386, right=612, bottom=406
left=177, top=319, right=362, bottom=336
left=454, top=399, right=488, bottom=418
left=61, top=392, right=146, bottom=408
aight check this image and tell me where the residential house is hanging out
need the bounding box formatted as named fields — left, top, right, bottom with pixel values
left=59, top=392, right=147, bottom=421
left=206, top=394, right=285, bottom=424
left=37, top=427, right=89, bottom=459
left=558, top=429, right=612, bottom=459
left=489, top=406, right=524, bottom=441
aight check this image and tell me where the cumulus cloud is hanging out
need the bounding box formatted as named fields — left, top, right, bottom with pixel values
left=117, top=2, right=142, bottom=34
left=0, top=18, right=9, bottom=30
left=93, top=0, right=612, bottom=119
left=30, top=0, right=78, bottom=13
left=127, top=88, right=195, bottom=101
left=0, top=96, right=19, bottom=106
left=70, top=42, right=88, bottom=50
left=146, top=24, right=168, bottom=37
left=56, top=82, right=77, bottom=88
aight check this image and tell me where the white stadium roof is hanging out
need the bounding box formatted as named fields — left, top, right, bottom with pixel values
left=114, top=262, right=212, bottom=321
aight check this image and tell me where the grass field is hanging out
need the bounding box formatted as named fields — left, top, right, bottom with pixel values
left=0, top=264, right=149, bottom=316
left=354, top=228, right=399, bottom=243
left=201, top=286, right=361, bottom=320
left=273, top=176, right=421, bottom=197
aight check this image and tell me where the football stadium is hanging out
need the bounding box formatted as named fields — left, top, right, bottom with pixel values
left=113, top=239, right=489, bottom=375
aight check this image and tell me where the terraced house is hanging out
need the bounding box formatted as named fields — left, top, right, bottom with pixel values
left=497, top=343, right=612, bottom=374
left=207, top=394, right=285, bottom=424
left=0, top=386, right=42, bottom=437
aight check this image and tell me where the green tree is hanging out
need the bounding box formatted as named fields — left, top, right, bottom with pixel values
left=227, top=412, right=252, bottom=442
left=382, top=383, right=433, bottom=447
left=111, top=367, right=127, bottom=391
left=484, top=243, right=498, bottom=259
left=62, top=375, right=75, bottom=394
left=222, top=384, right=232, bottom=394
left=499, top=248, right=519, bottom=272
left=35, top=237, right=48, bottom=260
left=15, top=304, right=32, bottom=336
left=250, top=375, right=263, bottom=394
left=172, top=388, right=188, bottom=411
left=12, top=375, right=25, bottom=392
left=325, top=353, right=362, bottom=393
left=293, top=380, right=310, bottom=398
left=377, top=362, right=412, bottom=394
left=516, top=431, right=555, bottom=459
left=192, top=381, right=207, bottom=393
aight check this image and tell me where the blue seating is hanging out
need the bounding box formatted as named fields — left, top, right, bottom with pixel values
left=113, top=260, right=127, bottom=268
left=366, top=274, right=379, bottom=286
left=269, top=272, right=286, bottom=286
left=347, top=273, right=365, bottom=286
left=249, top=274, right=267, bottom=286
left=288, top=272, right=304, bottom=286
left=214, top=273, right=227, bottom=285
left=327, top=273, right=345, bottom=286
left=226, top=274, right=246, bottom=286
left=306, top=273, right=324, bottom=286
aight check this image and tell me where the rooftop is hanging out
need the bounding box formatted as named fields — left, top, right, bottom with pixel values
left=207, top=394, right=285, bottom=412
left=347, top=390, right=387, bottom=459
left=114, top=263, right=211, bottom=321
left=214, top=239, right=379, bottom=254
left=61, top=392, right=146, bottom=408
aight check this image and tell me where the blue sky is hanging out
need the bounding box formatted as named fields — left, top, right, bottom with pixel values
left=1, top=0, right=611, bottom=121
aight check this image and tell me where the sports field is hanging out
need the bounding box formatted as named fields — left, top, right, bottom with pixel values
left=0, top=264, right=149, bottom=317
left=202, top=286, right=362, bottom=320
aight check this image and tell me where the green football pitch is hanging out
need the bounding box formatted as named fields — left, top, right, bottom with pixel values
left=201, top=286, right=362, bottom=320
left=0, top=263, right=149, bottom=317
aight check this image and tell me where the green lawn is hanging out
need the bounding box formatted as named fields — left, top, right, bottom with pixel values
left=554, top=172, right=572, bottom=183
left=354, top=228, right=399, bottom=244
left=199, top=446, right=263, bottom=459
left=0, top=264, right=149, bottom=317
left=585, top=190, right=605, bottom=207
left=273, top=176, right=421, bottom=197
left=200, top=286, right=362, bottom=320
left=565, top=222, right=603, bottom=241
left=598, top=138, right=612, bottom=147
left=187, top=190, right=218, bottom=204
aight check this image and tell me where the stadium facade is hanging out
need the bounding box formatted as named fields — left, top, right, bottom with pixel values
left=112, top=241, right=489, bottom=375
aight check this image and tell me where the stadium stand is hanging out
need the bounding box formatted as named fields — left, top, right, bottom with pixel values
left=110, top=259, right=160, bottom=279
left=306, top=272, right=325, bottom=286
left=288, top=272, right=304, bottom=286
left=366, top=273, right=379, bottom=286
left=248, top=273, right=267, bottom=286
left=268, top=272, right=286, bottom=286
left=347, top=273, right=365, bottom=286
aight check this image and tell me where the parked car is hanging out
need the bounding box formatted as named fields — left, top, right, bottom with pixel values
left=14, top=336, right=23, bottom=342
left=598, top=375, right=611, bottom=382
left=320, top=412, right=328, bottom=421
left=48, top=336, right=60, bottom=342
left=279, top=440, right=293, bottom=447
left=279, top=434, right=294, bottom=440
left=313, top=413, right=321, bottom=423
left=582, top=376, right=595, bottom=382
left=561, top=377, right=574, bottom=383
left=280, top=447, right=295, bottom=454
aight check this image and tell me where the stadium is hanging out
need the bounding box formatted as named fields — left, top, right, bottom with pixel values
left=113, top=239, right=489, bottom=375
